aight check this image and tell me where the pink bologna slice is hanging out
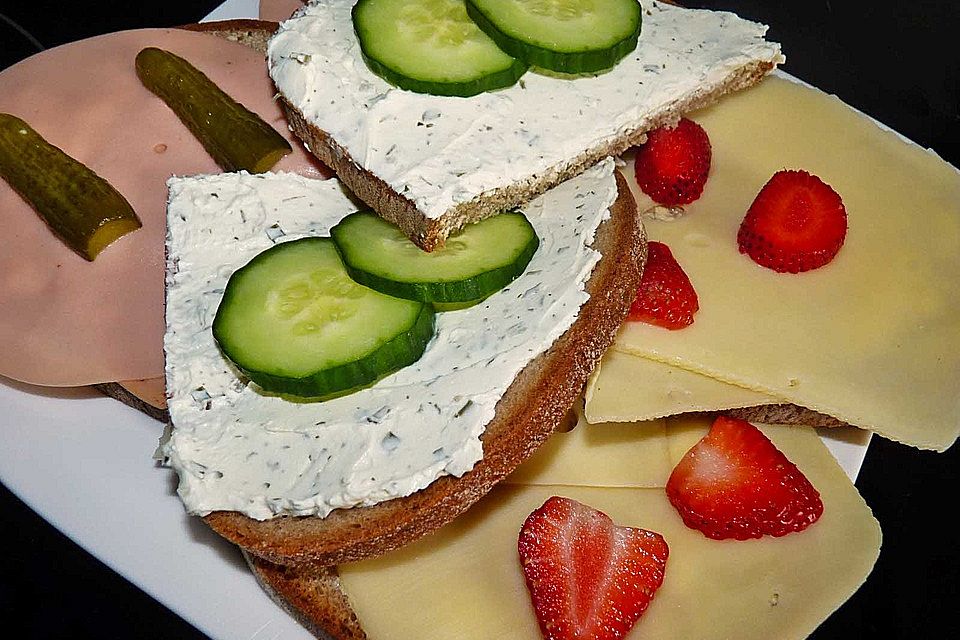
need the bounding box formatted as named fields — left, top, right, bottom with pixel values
left=0, top=26, right=327, bottom=388
left=259, top=0, right=306, bottom=22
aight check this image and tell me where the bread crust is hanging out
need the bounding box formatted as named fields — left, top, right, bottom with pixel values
left=726, top=404, right=849, bottom=429
left=179, top=19, right=279, bottom=54
left=243, top=551, right=365, bottom=640
left=203, top=169, right=646, bottom=566
left=92, top=381, right=167, bottom=421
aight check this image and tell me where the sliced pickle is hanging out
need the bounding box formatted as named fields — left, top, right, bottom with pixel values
left=135, top=47, right=292, bottom=173
left=0, top=113, right=141, bottom=261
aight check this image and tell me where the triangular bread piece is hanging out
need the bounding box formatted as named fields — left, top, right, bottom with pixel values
left=270, top=0, right=782, bottom=250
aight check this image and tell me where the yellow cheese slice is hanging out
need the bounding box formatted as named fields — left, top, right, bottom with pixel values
left=585, top=348, right=778, bottom=423
left=614, top=74, right=960, bottom=451
left=338, top=421, right=881, bottom=640
left=505, top=402, right=671, bottom=488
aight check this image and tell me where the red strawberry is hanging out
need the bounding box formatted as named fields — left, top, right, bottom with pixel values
left=737, top=169, right=847, bottom=273
left=518, top=496, right=668, bottom=640
left=634, top=117, right=712, bottom=206
left=627, top=241, right=699, bottom=329
left=666, top=416, right=824, bottom=541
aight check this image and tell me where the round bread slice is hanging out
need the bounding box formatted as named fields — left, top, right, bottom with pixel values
left=202, top=168, right=646, bottom=567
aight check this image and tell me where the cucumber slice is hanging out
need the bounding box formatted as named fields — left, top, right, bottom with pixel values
left=213, top=237, right=435, bottom=399
left=352, top=0, right=527, bottom=97
left=465, top=0, right=642, bottom=73
left=331, top=211, right=539, bottom=304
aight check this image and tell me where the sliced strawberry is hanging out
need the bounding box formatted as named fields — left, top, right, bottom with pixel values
left=737, top=169, right=847, bottom=273
left=634, top=117, right=712, bottom=206
left=627, top=240, right=699, bottom=329
left=666, top=416, right=824, bottom=541
left=518, top=496, right=668, bottom=640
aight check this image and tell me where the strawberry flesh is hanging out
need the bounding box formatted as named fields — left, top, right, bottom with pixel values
left=627, top=241, right=699, bottom=329
left=666, top=416, right=824, bottom=540
left=519, top=496, right=669, bottom=640
left=738, top=169, right=847, bottom=273
left=634, top=117, right=712, bottom=206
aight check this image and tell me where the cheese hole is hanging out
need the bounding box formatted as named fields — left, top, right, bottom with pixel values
left=556, top=408, right=579, bottom=433
left=684, top=232, right=712, bottom=248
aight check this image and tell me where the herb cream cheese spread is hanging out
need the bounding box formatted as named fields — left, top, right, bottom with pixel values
left=267, top=0, right=782, bottom=221
left=162, top=159, right=617, bottom=520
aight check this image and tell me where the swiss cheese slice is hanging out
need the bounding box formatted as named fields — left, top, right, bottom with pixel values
left=337, top=420, right=881, bottom=640
left=614, top=74, right=960, bottom=451
left=585, top=348, right=778, bottom=423
left=505, top=403, right=671, bottom=488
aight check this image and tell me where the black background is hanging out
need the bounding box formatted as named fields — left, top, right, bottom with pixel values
left=1, top=1, right=957, bottom=638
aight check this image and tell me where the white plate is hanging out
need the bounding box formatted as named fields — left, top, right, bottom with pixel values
left=0, top=380, right=312, bottom=639
left=0, top=1, right=871, bottom=639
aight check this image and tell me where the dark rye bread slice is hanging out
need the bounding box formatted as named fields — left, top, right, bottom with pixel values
left=238, top=410, right=846, bottom=640
left=179, top=18, right=278, bottom=48
left=243, top=552, right=365, bottom=640
left=237, top=410, right=845, bottom=640
left=729, top=404, right=848, bottom=428
left=274, top=0, right=780, bottom=255
left=277, top=60, right=776, bottom=253
left=202, top=169, right=646, bottom=567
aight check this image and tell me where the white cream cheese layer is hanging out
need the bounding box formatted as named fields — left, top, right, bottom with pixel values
left=268, top=0, right=781, bottom=221
left=162, top=161, right=616, bottom=520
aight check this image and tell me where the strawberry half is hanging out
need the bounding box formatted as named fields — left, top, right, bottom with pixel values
left=519, top=496, right=669, bottom=640
left=627, top=241, right=699, bottom=329
left=666, top=416, right=824, bottom=541
left=737, top=169, right=847, bottom=273
left=634, top=117, right=712, bottom=206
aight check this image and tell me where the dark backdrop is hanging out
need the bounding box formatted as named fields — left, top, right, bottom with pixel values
left=1, top=1, right=957, bottom=638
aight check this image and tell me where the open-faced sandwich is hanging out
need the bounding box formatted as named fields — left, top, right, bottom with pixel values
left=168, top=0, right=791, bottom=571
left=1, top=1, right=957, bottom=639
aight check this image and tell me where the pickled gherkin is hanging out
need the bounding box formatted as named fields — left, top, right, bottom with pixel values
left=135, top=47, right=292, bottom=173
left=0, top=113, right=142, bottom=261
